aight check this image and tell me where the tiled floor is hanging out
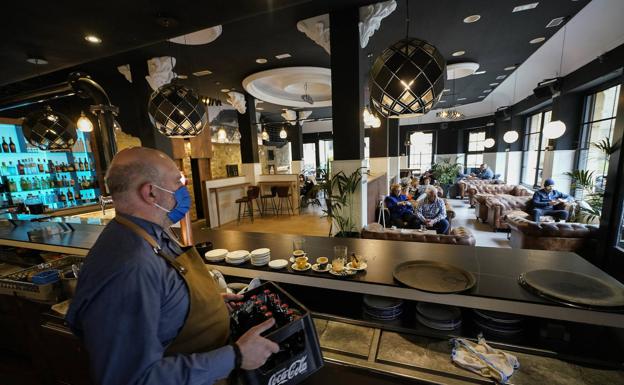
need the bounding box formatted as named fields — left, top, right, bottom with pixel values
left=448, top=198, right=511, bottom=248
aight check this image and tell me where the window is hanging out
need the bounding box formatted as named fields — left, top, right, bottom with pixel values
left=302, top=142, right=316, bottom=175
left=318, top=139, right=333, bottom=172
left=521, top=110, right=551, bottom=187
left=408, top=132, right=433, bottom=171
left=466, top=131, right=485, bottom=171
left=578, top=85, right=620, bottom=192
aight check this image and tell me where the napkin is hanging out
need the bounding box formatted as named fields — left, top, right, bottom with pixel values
left=451, top=335, right=519, bottom=384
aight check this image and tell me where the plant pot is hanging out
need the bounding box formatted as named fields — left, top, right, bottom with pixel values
left=334, top=231, right=360, bottom=238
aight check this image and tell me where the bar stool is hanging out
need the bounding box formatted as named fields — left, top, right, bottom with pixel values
left=236, top=186, right=261, bottom=224
left=260, top=186, right=278, bottom=216
left=275, top=185, right=294, bottom=215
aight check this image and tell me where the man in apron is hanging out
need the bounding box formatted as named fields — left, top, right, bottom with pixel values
left=67, top=147, right=279, bottom=385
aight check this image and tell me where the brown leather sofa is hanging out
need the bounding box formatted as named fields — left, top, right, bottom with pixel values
left=381, top=198, right=455, bottom=230
left=473, top=185, right=532, bottom=221
left=505, top=215, right=599, bottom=253
left=361, top=223, right=476, bottom=246
left=457, top=179, right=501, bottom=199
left=467, top=184, right=531, bottom=207
left=485, top=195, right=576, bottom=232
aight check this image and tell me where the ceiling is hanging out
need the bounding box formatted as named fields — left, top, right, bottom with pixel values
left=0, top=0, right=593, bottom=127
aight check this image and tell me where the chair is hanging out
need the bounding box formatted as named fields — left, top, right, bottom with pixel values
left=260, top=186, right=278, bottom=216
left=275, top=185, right=294, bottom=215
left=236, top=186, right=261, bottom=224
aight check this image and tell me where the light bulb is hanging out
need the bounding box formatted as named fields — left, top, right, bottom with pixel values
left=262, top=129, right=269, bottom=141
left=77, top=111, right=94, bottom=132
left=503, top=130, right=519, bottom=144
left=217, top=128, right=227, bottom=143
left=484, top=138, right=495, bottom=148
left=543, top=120, right=566, bottom=139
left=279, top=127, right=287, bottom=139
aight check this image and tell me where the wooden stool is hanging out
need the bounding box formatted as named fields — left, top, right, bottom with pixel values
left=275, top=186, right=294, bottom=215
left=260, top=186, right=278, bottom=216
left=236, top=186, right=261, bottom=224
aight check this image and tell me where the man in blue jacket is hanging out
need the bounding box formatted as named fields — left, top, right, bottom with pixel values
left=531, top=178, right=572, bottom=222
left=471, top=163, right=494, bottom=180
left=385, top=183, right=419, bottom=228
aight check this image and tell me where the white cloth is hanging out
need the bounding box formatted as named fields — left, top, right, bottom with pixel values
left=452, top=336, right=519, bottom=384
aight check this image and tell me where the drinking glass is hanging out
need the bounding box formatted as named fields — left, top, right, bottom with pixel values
left=331, top=257, right=345, bottom=272
left=293, top=238, right=306, bottom=254
left=333, top=245, right=347, bottom=259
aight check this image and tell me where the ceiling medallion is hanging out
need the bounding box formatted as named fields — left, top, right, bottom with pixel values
left=436, top=109, right=464, bottom=120
left=369, top=38, right=446, bottom=118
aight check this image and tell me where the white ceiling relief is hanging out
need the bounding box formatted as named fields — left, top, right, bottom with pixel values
left=242, top=67, right=332, bottom=107
left=359, top=0, right=397, bottom=49
left=226, top=91, right=246, bottom=114
left=297, top=15, right=331, bottom=54
left=169, top=26, right=223, bottom=45
left=447, top=62, right=480, bottom=80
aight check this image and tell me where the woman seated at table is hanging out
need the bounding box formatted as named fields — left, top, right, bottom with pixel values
left=385, top=183, right=419, bottom=228
left=415, top=186, right=449, bottom=234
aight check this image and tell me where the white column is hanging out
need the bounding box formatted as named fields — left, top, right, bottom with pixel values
left=241, top=163, right=262, bottom=185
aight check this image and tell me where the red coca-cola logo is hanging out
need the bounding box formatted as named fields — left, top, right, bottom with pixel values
left=267, top=356, right=308, bottom=385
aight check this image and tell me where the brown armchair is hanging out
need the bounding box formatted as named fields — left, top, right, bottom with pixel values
left=473, top=186, right=532, bottom=222
left=486, top=195, right=576, bottom=232
left=467, top=184, right=531, bottom=207
left=361, top=223, right=476, bottom=246
left=506, top=215, right=599, bottom=254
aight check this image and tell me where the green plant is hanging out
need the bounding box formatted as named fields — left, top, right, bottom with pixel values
left=565, top=169, right=602, bottom=223
left=317, top=166, right=363, bottom=237
left=431, top=157, right=462, bottom=186
left=591, top=137, right=617, bottom=156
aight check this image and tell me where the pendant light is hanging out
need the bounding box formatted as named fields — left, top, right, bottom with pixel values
left=279, top=126, right=288, bottom=139
left=503, top=130, right=519, bottom=143
left=77, top=111, right=94, bottom=132
left=261, top=126, right=270, bottom=141
left=369, top=0, right=446, bottom=118
left=483, top=138, right=495, bottom=148
left=543, top=23, right=568, bottom=140
left=217, top=127, right=227, bottom=143
left=22, top=106, right=77, bottom=151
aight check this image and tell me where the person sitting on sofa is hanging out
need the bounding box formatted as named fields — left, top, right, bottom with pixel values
left=531, top=178, right=572, bottom=222
left=470, top=163, right=494, bottom=180
left=415, top=186, right=449, bottom=234
left=420, top=170, right=437, bottom=185
left=416, top=177, right=432, bottom=200
left=385, top=183, right=419, bottom=228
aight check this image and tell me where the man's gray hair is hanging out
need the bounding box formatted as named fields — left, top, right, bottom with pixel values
left=105, top=161, right=162, bottom=199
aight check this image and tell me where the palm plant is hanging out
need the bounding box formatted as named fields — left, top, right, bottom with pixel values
left=564, top=170, right=602, bottom=223
left=316, top=166, right=363, bottom=237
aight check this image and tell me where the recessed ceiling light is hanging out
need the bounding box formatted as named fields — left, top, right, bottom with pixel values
left=193, top=69, right=212, bottom=77
left=275, top=53, right=291, bottom=59
left=457, top=97, right=467, bottom=101
left=256, top=58, right=268, bottom=64
left=220, top=88, right=230, bottom=93
left=177, top=74, right=188, bottom=79
left=443, top=88, right=451, bottom=92
left=463, top=15, right=481, bottom=23
left=256, top=107, right=264, bottom=111
left=26, top=57, right=48, bottom=65
left=483, top=89, right=492, bottom=93
left=513, top=2, right=539, bottom=13
left=496, top=75, right=507, bottom=80
left=546, top=17, right=565, bottom=28
left=84, top=35, right=102, bottom=44
left=489, top=82, right=499, bottom=86
left=452, top=50, right=466, bottom=57
left=504, top=65, right=517, bottom=71
left=530, top=37, right=546, bottom=44
left=478, top=95, right=485, bottom=98
left=474, top=70, right=486, bottom=75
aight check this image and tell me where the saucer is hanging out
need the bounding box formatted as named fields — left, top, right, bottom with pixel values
left=291, top=263, right=311, bottom=272
left=311, top=263, right=330, bottom=272
left=329, top=268, right=356, bottom=277
left=347, top=262, right=367, bottom=271
left=268, top=259, right=288, bottom=269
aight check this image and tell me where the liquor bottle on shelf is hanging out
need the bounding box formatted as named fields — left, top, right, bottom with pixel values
left=8, top=179, right=16, bottom=192
left=37, top=159, right=44, bottom=173
left=17, top=160, right=24, bottom=175
left=1, top=137, right=8, bottom=153
left=9, top=138, right=16, bottom=153
left=48, top=160, right=54, bottom=173
left=78, top=159, right=84, bottom=171
left=67, top=189, right=74, bottom=202
left=0, top=162, right=7, bottom=176
left=19, top=178, right=28, bottom=191
left=69, top=177, right=75, bottom=187
left=74, top=159, right=80, bottom=172
left=74, top=190, right=81, bottom=201
left=8, top=161, right=16, bottom=175
left=67, top=161, right=74, bottom=172
left=59, top=190, right=67, bottom=205
left=55, top=162, right=61, bottom=173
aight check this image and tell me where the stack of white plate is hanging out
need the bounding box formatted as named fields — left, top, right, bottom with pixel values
left=225, top=250, right=250, bottom=265
left=250, top=248, right=271, bottom=266
left=205, top=249, right=228, bottom=262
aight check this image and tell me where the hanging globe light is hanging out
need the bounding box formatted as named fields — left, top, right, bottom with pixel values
left=543, top=120, right=566, bottom=139
left=22, top=106, right=77, bottom=151
left=279, top=127, right=288, bottom=139
left=369, top=38, right=446, bottom=118
left=76, top=111, right=94, bottom=132
left=147, top=83, right=208, bottom=138
left=484, top=138, right=496, bottom=148
left=217, top=128, right=227, bottom=143
left=503, top=130, right=519, bottom=144
left=261, top=127, right=270, bottom=141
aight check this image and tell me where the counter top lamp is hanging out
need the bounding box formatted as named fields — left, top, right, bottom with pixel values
left=22, top=106, right=77, bottom=151
left=369, top=0, right=446, bottom=118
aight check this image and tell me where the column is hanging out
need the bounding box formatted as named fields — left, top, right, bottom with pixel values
left=288, top=120, right=304, bottom=175
left=369, top=117, right=400, bottom=191
left=329, top=7, right=368, bottom=232
left=237, top=92, right=261, bottom=182
left=388, top=119, right=400, bottom=183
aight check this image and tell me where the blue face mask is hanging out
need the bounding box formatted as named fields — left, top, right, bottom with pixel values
left=152, top=184, right=191, bottom=223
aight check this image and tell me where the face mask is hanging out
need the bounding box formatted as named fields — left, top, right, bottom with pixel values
left=152, top=184, right=191, bottom=223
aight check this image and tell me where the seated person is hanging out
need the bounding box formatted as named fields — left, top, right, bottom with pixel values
left=531, top=178, right=572, bottom=222
left=401, top=185, right=413, bottom=201
left=419, top=170, right=437, bottom=185
left=408, top=178, right=420, bottom=197
left=415, top=186, right=450, bottom=234
left=385, top=183, right=419, bottom=228
left=470, top=163, right=494, bottom=180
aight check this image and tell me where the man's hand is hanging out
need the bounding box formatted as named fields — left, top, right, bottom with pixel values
left=221, top=292, right=243, bottom=313
left=549, top=200, right=559, bottom=206
left=236, top=318, right=280, bottom=370
left=424, top=219, right=432, bottom=226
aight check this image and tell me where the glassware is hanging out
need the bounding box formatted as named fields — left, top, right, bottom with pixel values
left=333, top=245, right=347, bottom=259
left=331, top=257, right=345, bottom=272
left=292, top=238, right=306, bottom=254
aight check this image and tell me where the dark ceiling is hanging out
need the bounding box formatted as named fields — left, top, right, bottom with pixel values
left=0, top=0, right=591, bottom=124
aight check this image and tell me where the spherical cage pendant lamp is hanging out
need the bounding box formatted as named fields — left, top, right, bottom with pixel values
left=22, top=106, right=77, bottom=151
left=543, top=120, right=566, bottom=139
left=148, top=83, right=208, bottom=138
left=369, top=38, right=446, bottom=118
left=503, top=130, right=519, bottom=144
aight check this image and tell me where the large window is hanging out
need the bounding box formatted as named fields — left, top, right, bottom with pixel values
left=521, top=110, right=551, bottom=187
left=466, top=131, right=485, bottom=170
left=408, top=131, right=433, bottom=171
left=318, top=139, right=333, bottom=172
left=578, top=85, right=621, bottom=192
left=302, top=142, right=316, bottom=175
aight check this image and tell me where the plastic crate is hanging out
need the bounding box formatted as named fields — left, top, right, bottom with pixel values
left=231, top=281, right=323, bottom=385
left=0, top=256, right=84, bottom=302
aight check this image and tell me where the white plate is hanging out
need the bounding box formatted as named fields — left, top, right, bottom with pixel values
left=205, top=249, right=228, bottom=258
left=251, top=248, right=271, bottom=256
left=251, top=257, right=270, bottom=263
left=226, top=257, right=247, bottom=265
left=311, top=263, right=330, bottom=272
left=227, top=250, right=250, bottom=260
left=329, top=268, right=356, bottom=277
left=252, top=261, right=269, bottom=267
left=268, top=259, right=288, bottom=269
left=346, top=262, right=367, bottom=271
left=291, top=263, right=311, bottom=272
left=205, top=257, right=225, bottom=262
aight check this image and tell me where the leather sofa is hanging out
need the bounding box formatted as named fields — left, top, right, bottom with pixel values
left=380, top=198, right=455, bottom=230
left=467, top=184, right=531, bottom=207
left=361, top=223, right=476, bottom=246
left=485, top=195, right=576, bottom=232
left=473, top=185, right=533, bottom=221
left=505, top=215, right=599, bottom=253
left=457, top=179, right=502, bottom=199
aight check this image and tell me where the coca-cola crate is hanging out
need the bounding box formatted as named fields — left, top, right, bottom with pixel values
left=231, top=281, right=323, bottom=385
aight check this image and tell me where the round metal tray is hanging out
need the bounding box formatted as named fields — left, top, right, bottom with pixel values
left=519, top=269, right=624, bottom=310
left=393, top=260, right=476, bottom=293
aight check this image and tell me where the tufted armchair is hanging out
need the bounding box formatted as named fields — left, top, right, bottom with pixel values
left=473, top=185, right=533, bottom=221
left=361, top=223, right=476, bottom=246
left=505, top=215, right=599, bottom=254
left=485, top=195, right=576, bottom=232
left=467, top=184, right=531, bottom=207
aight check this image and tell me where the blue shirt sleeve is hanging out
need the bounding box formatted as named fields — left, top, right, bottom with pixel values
left=79, top=262, right=235, bottom=385
left=532, top=190, right=550, bottom=208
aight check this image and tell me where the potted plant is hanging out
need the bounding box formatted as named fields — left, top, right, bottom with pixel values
left=565, top=169, right=602, bottom=224
left=431, top=157, right=462, bottom=198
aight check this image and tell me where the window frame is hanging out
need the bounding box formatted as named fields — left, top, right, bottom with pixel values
left=520, top=109, right=551, bottom=188
left=407, top=131, right=434, bottom=172
left=465, top=130, right=486, bottom=171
